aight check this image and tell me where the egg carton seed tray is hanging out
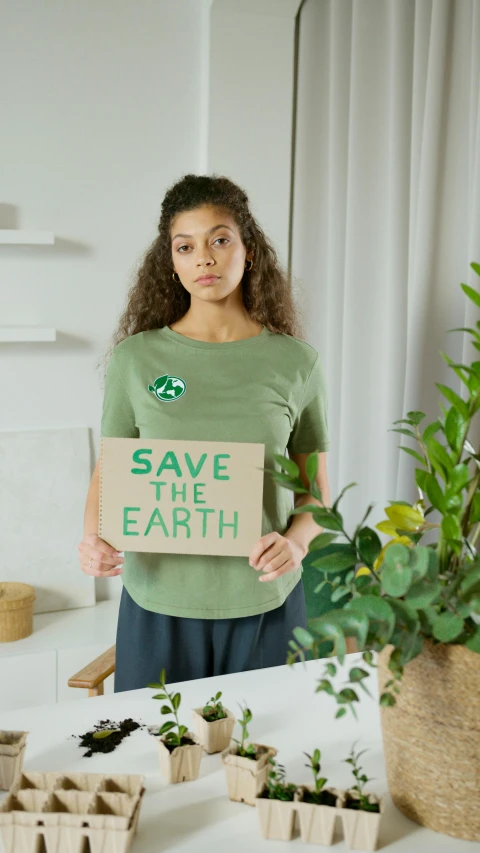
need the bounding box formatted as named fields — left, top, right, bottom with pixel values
left=0, top=785, right=145, bottom=853
left=11, top=771, right=145, bottom=797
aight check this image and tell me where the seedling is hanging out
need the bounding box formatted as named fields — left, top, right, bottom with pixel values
left=344, top=743, right=380, bottom=812
left=303, top=748, right=336, bottom=806
left=232, top=703, right=257, bottom=759
left=265, top=757, right=296, bottom=801
left=201, top=691, right=227, bottom=722
left=148, top=668, right=190, bottom=748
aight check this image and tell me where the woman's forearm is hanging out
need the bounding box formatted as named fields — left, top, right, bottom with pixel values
left=284, top=489, right=331, bottom=556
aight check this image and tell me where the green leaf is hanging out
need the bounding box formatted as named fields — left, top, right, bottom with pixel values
left=398, top=446, right=426, bottom=465
left=311, top=548, right=358, bottom=573
left=435, top=383, right=469, bottom=419
left=409, top=547, right=430, bottom=581
left=379, top=692, right=396, bottom=707
left=432, top=612, right=464, bottom=642
left=346, top=595, right=395, bottom=643
left=304, top=613, right=347, bottom=662
left=172, top=692, right=181, bottom=711
left=461, top=282, right=480, bottom=310
left=331, top=586, right=349, bottom=602
left=422, top=420, right=442, bottom=442
left=469, top=493, right=480, bottom=524
left=161, top=705, right=172, bottom=715
left=308, top=532, right=338, bottom=552
left=441, top=514, right=462, bottom=543
left=472, top=262, right=480, bottom=277
left=92, top=729, right=120, bottom=739
left=445, top=408, right=468, bottom=454
left=293, top=626, right=315, bottom=647
left=389, top=427, right=417, bottom=439
left=337, top=688, right=359, bottom=704
left=381, top=544, right=413, bottom=597
left=312, top=510, right=344, bottom=531
left=424, top=473, right=446, bottom=513
left=425, top=437, right=454, bottom=477
left=274, top=454, right=299, bottom=478
left=349, top=667, right=369, bottom=683
left=335, top=708, right=347, bottom=719
left=465, top=626, right=480, bottom=653
left=159, top=721, right=176, bottom=735
left=325, top=662, right=337, bottom=677
left=357, top=527, right=382, bottom=565
left=405, top=578, right=442, bottom=609
left=406, top=411, right=427, bottom=425
left=415, top=468, right=428, bottom=491
left=446, top=463, right=470, bottom=496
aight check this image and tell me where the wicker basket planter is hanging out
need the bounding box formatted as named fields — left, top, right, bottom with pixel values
left=191, top=707, right=236, bottom=754
left=0, top=731, right=28, bottom=791
left=254, top=793, right=296, bottom=841
left=150, top=730, right=203, bottom=784
left=0, top=771, right=145, bottom=853
left=378, top=640, right=480, bottom=841
left=221, top=743, right=277, bottom=806
left=338, top=791, right=385, bottom=851
left=0, top=583, right=35, bottom=642
left=294, top=785, right=341, bottom=845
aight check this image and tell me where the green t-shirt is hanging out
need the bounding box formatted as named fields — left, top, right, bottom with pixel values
left=100, top=324, right=329, bottom=619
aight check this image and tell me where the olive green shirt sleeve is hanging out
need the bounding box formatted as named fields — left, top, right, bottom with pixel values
left=100, top=350, right=139, bottom=438
left=287, top=353, right=329, bottom=454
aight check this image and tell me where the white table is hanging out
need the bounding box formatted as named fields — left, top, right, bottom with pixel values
left=0, top=655, right=475, bottom=852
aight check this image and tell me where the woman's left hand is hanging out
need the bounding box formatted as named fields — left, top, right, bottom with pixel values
left=248, top=532, right=306, bottom=582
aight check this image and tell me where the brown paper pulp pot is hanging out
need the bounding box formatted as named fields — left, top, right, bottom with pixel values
left=378, top=640, right=480, bottom=841
left=339, top=791, right=385, bottom=851
left=0, top=770, right=145, bottom=853
left=0, top=731, right=28, bottom=791
left=255, top=794, right=296, bottom=841
left=191, top=707, right=236, bottom=754
left=221, top=743, right=277, bottom=806
left=152, top=731, right=203, bottom=784
left=295, top=785, right=342, bottom=845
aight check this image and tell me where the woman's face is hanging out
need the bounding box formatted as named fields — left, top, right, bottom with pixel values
left=170, top=205, right=253, bottom=299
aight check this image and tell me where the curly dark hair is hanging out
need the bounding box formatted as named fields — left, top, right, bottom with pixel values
left=98, top=173, right=306, bottom=379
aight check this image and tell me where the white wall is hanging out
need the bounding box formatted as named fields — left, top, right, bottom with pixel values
left=1, top=0, right=302, bottom=603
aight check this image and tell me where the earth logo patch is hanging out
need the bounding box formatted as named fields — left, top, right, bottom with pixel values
left=148, top=374, right=187, bottom=402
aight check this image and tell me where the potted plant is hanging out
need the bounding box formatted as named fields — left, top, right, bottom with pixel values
left=191, top=691, right=236, bottom=754
left=295, top=748, right=341, bottom=845
left=0, top=731, right=28, bottom=791
left=254, top=757, right=297, bottom=841
left=338, top=744, right=384, bottom=851
left=148, top=669, right=203, bottom=783
left=221, top=703, right=277, bottom=806
left=266, top=262, right=480, bottom=841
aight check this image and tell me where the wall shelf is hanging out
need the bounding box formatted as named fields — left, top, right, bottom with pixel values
left=0, top=230, right=55, bottom=245
left=0, top=327, right=57, bottom=342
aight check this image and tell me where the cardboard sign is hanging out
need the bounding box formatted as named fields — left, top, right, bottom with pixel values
left=99, top=438, right=265, bottom=556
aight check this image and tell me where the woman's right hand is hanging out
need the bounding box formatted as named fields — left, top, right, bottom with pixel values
left=78, top=533, right=124, bottom=578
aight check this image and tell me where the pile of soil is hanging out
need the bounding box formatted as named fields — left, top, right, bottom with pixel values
left=73, top=718, right=144, bottom=757
left=302, top=788, right=337, bottom=807
left=162, top=735, right=196, bottom=753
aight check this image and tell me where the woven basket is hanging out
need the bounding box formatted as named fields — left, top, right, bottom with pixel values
left=0, top=583, right=36, bottom=642
left=378, top=639, right=480, bottom=841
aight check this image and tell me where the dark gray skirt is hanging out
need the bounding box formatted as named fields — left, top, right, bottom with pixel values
left=114, top=579, right=307, bottom=692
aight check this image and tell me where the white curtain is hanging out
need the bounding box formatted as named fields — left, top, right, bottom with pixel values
left=291, top=0, right=480, bottom=533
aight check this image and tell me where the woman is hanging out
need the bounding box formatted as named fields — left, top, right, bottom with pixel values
left=78, top=173, right=331, bottom=691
